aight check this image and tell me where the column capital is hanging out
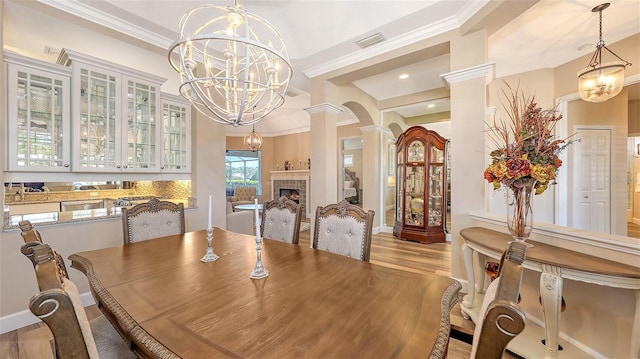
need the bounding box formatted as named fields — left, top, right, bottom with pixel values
left=440, top=62, right=496, bottom=88
left=304, top=103, right=343, bottom=115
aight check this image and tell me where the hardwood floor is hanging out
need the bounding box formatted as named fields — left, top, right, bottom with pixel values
left=1, top=227, right=521, bottom=359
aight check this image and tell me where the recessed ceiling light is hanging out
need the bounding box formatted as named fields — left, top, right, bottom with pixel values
left=427, top=104, right=436, bottom=108
left=399, top=73, right=409, bottom=80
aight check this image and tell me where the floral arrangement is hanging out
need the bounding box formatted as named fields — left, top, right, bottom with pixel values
left=483, top=83, right=573, bottom=195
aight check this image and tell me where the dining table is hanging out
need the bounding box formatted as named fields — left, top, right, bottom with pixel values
left=69, top=228, right=461, bottom=359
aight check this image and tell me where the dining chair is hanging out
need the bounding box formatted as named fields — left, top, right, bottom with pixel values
left=313, top=200, right=375, bottom=262
left=122, top=197, right=185, bottom=244
left=470, top=240, right=527, bottom=359
left=20, top=242, right=136, bottom=358
left=261, top=196, right=303, bottom=244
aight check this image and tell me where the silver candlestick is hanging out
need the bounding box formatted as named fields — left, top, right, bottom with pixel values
left=249, top=234, right=268, bottom=279
left=201, top=228, right=219, bottom=262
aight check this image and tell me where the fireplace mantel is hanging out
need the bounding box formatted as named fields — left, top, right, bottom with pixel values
left=271, top=170, right=311, bottom=218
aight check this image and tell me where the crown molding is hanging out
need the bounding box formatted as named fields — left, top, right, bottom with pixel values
left=36, top=0, right=174, bottom=49
left=304, top=103, right=343, bottom=115
left=440, top=62, right=496, bottom=87
left=303, top=0, right=489, bottom=79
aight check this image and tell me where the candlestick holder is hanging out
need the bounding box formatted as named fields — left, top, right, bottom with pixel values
left=249, top=235, right=268, bottom=279
left=201, top=228, right=219, bottom=262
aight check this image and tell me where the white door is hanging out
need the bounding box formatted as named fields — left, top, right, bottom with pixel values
left=571, top=128, right=611, bottom=233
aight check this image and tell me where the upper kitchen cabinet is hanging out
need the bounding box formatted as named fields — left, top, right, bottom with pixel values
left=5, top=52, right=71, bottom=172
left=57, top=49, right=166, bottom=173
left=161, top=94, right=191, bottom=173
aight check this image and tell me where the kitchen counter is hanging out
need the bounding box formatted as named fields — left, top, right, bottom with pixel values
left=3, top=198, right=193, bottom=231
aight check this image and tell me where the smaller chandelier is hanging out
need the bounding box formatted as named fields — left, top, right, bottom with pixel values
left=168, top=1, right=292, bottom=126
left=578, top=3, right=631, bottom=103
left=244, top=125, right=263, bottom=152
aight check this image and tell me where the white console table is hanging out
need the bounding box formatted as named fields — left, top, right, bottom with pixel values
left=460, top=227, right=640, bottom=359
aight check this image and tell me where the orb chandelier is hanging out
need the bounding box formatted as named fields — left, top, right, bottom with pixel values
left=577, top=3, right=631, bottom=103
left=244, top=124, right=263, bottom=152
left=168, top=1, right=292, bottom=127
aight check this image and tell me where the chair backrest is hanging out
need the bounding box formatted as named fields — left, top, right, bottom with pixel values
left=122, top=197, right=185, bottom=244
left=21, top=242, right=99, bottom=359
left=471, top=240, right=527, bottom=359
left=261, top=196, right=303, bottom=244
left=313, top=200, right=375, bottom=262
left=234, top=187, right=257, bottom=201
left=20, top=220, right=70, bottom=279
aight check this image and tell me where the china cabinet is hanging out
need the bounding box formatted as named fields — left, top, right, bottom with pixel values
left=5, top=52, right=71, bottom=172
left=393, top=126, right=447, bottom=243
left=161, top=93, right=191, bottom=173
left=57, top=49, right=166, bottom=173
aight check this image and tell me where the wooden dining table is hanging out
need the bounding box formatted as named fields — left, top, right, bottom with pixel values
left=69, top=228, right=461, bottom=359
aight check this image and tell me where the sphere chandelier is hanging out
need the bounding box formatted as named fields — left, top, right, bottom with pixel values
left=168, top=1, right=292, bottom=126
left=577, top=3, right=631, bottom=103
left=243, top=124, right=263, bottom=152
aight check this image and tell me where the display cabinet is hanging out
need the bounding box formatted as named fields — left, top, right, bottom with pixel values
left=57, top=49, right=166, bottom=173
left=393, top=126, right=447, bottom=244
left=161, top=93, right=191, bottom=173
left=5, top=52, right=71, bottom=172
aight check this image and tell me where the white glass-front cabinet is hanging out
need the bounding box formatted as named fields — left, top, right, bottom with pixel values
left=161, top=94, right=191, bottom=173
left=5, top=52, right=71, bottom=172
left=58, top=49, right=165, bottom=173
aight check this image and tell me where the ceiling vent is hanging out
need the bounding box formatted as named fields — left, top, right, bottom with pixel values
left=355, top=33, right=385, bottom=49
left=44, top=46, right=61, bottom=56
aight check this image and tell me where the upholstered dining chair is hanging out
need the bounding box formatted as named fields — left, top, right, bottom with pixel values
left=20, top=240, right=136, bottom=358
left=313, top=200, right=375, bottom=262
left=470, top=240, right=528, bottom=359
left=122, top=197, right=185, bottom=244
left=260, top=196, right=303, bottom=244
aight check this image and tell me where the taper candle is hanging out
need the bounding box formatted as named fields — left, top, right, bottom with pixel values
left=207, top=195, right=212, bottom=230
left=254, top=198, right=260, bottom=240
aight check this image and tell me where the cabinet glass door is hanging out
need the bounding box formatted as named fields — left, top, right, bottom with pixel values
left=127, top=80, right=158, bottom=171
left=162, top=101, right=190, bottom=172
left=78, top=67, right=118, bottom=170
left=404, top=164, right=425, bottom=226
left=428, top=165, right=443, bottom=227
left=8, top=65, right=70, bottom=171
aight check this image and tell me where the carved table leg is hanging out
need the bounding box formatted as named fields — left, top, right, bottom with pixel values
left=540, top=264, right=563, bottom=359
left=632, top=289, right=640, bottom=359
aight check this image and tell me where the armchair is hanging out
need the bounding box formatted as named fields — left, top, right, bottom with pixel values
left=230, top=187, right=257, bottom=210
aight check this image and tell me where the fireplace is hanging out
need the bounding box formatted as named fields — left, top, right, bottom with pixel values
left=271, top=170, right=310, bottom=219
left=280, top=188, right=300, bottom=204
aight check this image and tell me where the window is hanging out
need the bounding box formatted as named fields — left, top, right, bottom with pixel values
left=344, top=154, right=354, bottom=167
left=226, top=150, right=262, bottom=196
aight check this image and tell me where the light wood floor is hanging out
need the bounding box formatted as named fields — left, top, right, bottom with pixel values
left=1, top=228, right=520, bottom=359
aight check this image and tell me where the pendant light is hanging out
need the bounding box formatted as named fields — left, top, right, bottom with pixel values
left=168, top=1, right=292, bottom=127
left=578, top=3, right=632, bottom=103
left=244, top=124, right=263, bottom=152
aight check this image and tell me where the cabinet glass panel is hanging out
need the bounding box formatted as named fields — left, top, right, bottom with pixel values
left=404, top=165, right=424, bottom=226
left=428, top=165, right=443, bottom=227
left=396, top=164, right=404, bottom=221
left=79, top=68, right=117, bottom=169
left=407, top=140, right=424, bottom=162
left=163, top=102, right=188, bottom=171
left=127, top=80, right=157, bottom=169
left=431, top=144, right=444, bottom=163
left=14, top=70, right=65, bottom=168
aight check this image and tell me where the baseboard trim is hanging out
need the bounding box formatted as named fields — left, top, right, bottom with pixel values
left=0, top=292, right=96, bottom=334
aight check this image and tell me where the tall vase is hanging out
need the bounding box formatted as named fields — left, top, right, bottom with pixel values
left=506, top=184, right=534, bottom=242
